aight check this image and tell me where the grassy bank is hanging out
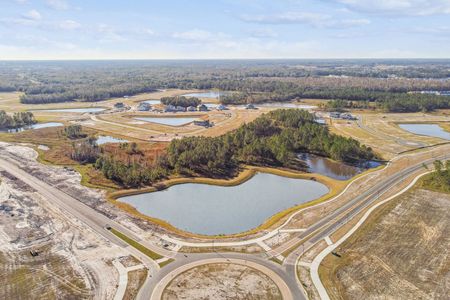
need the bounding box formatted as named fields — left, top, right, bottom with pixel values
left=0, top=125, right=384, bottom=241
left=109, top=228, right=163, bottom=260
left=107, top=164, right=384, bottom=240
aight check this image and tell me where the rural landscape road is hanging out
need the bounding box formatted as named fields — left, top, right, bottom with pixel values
left=1, top=145, right=448, bottom=300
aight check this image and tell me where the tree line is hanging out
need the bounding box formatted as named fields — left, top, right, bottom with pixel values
left=67, top=109, right=375, bottom=187
left=160, top=96, right=201, bottom=108
left=0, top=110, right=36, bottom=129
left=1, top=60, right=450, bottom=112
left=166, top=109, right=375, bottom=177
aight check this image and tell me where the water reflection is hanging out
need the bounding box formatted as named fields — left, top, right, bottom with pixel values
left=119, top=173, right=328, bottom=235
left=297, top=153, right=381, bottom=180
left=399, top=123, right=450, bottom=140
left=0, top=122, right=63, bottom=133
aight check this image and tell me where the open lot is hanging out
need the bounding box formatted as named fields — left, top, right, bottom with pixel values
left=0, top=161, right=125, bottom=299
left=329, top=111, right=450, bottom=159
left=319, top=187, right=450, bottom=300
left=162, top=263, right=282, bottom=300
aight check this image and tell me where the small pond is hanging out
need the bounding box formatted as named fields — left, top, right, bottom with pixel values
left=96, top=135, right=128, bottom=145
left=32, top=108, right=106, bottom=113
left=297, top=153, right=381, bottom=180
left=398, top=123, right=450, bottom=140
left=183, top=91, right=233, bottom=99
left=204, top=103, right=218, bottom=109
left=119, top=173, right=329, bottom=235
left=1, top=122, right=63, bottom=133
left=258, top=103, right=317, bottom=110
left=134, top=117, right=197, bottom=126
left=143, top=100, right=161, bottom=105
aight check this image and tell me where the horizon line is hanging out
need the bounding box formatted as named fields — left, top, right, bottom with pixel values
left=1, top=57, right=450, bottom=62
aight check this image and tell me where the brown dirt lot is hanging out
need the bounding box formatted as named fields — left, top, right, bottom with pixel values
left=0, top=249, right=92, bottom=300
left=123, top=268, right=148, bottom=300
left=319, top=188, right=450, bottom=300
left=162, top=263, right=282, bottom=300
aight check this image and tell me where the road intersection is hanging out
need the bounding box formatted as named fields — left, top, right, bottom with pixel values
left=1, top=143, right=448, bottom=299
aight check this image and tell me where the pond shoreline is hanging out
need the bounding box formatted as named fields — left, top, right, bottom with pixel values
left=107, top=165, right=362, bottom=239
left=396, top=122, right=450, bottom=140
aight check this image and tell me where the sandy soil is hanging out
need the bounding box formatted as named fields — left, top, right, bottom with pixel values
left=0, top=168, right=125, bottom=299
left=123, top=268, right=147, bottom=300
left=162, top=263, right=282, bottom=300
left=321, top=188, right=450, bottom=300
left=296, top=240, right=328, bottom=300
left=0, top=142, right=163, bottom=299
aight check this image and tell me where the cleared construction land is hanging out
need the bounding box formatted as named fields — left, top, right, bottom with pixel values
left=319, top=186, right=450, bottom=300
left=162, top=263, right=282, bottom=300
left=0, top=142, right=151, bottom=299
left=330, top=111, right=450, bottom=159
left=0, top=90, right=267, bottom=143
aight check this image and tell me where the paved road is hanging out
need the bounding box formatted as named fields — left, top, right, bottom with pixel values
left=149, top=254, right=298, bottom=300
left=90, top=115, right=160, bottom=134
left=0, top=155, right=306, bottom=299
left=0, top=156, right=172, bottom=300
left=281, top=151, right=449, bottom=296
left=356, top=116, right=427, bottom=147
left=2, top=146, right=448, bottom=300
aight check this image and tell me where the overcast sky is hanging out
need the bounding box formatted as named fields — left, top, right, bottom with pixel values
left=1, top=0, right=450, bottom=60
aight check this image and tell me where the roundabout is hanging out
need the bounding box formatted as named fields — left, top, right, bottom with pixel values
left=155, top=259, right=289, bottom=300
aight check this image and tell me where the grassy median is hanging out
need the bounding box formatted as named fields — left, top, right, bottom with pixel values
left=109, top=228, right=163, bottom=260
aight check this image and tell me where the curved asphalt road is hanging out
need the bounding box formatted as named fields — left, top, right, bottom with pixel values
left=281, top=151, right=450, bottom=296
left=1, top=145, right=448, bottom=300
left=356, top=116, right=427, bottom=147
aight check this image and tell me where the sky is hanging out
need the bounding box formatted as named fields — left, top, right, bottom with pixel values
left=0, top=0, right=450, bottom=60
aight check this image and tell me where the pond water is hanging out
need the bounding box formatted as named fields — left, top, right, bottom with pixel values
left=297, top=153, right=381, bottom=180
left=134, top=117, right=197, bottom=126
left=258, top=103, right=317, bottom=110
left=183, top=91, right=233, bottom=99
left=204, top=103, right=218, bottom=109
left=143, top=100, right=161, bottom=105
left=96, top=135, right=128, bottom=145
left=398, top=123, right=450, bottom=140
left=33, top=108, right=106, bottom=113
left=1, top=122, right=63, bottom=133
left=119, top=173, right=329, bottom=235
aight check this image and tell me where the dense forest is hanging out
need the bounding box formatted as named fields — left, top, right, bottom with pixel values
left=160, top=96, right=201, bottom=107
left=1, top=60, right=450, bottom=111
left=95, top=155, right=167, bottom=187
left=0, top=110, right=36, bottom=129
left=68, top=109, right=374, bottom=187
left=166, top=109, right=375, bottom=177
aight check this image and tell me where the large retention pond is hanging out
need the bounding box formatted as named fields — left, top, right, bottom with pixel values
left=119, top=173, right=329, bottom=235
left=398, top=123, right=450, bottom=140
